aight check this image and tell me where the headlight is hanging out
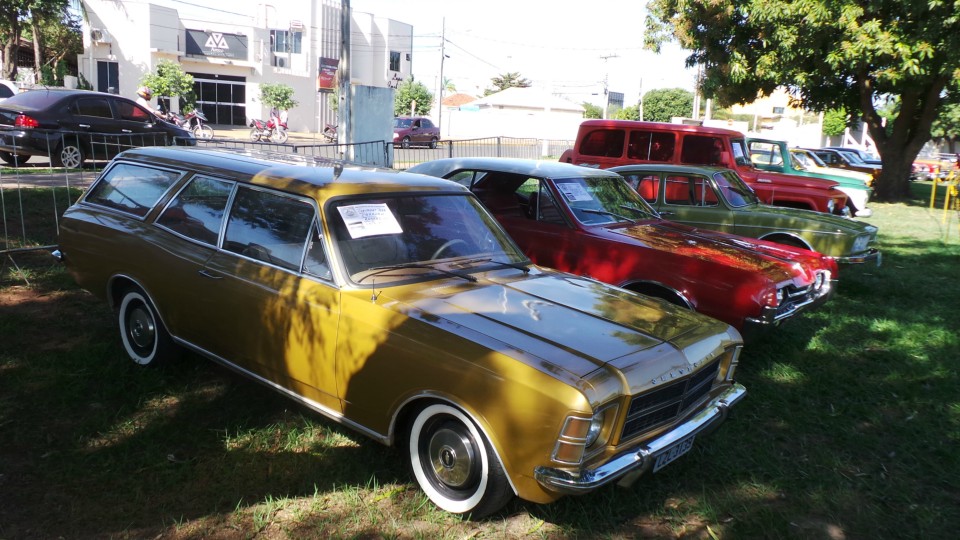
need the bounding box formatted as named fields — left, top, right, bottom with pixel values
left=552, top=405, right=618, bottom=464
left=585, top=415, right=604, bottom=447
left=852, top=234, right=870, bottom=253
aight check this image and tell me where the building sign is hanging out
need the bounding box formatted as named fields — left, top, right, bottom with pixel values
left=185, top=30, right=248, bottom=60
left=317, top=57, right=339, bottom=91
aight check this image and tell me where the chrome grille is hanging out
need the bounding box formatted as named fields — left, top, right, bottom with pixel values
left=775, top=270, right=829, bottom=319
left=620, top=360, right=720, bottom=441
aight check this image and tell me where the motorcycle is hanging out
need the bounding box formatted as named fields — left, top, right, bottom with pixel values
left=249, top=111, right=288, bottom=144
left=159, top=106, right=214, bottom=139
left=322, top=123, right=338, bottom=143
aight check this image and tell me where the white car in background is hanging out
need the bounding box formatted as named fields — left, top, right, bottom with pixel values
left=0, top=80, right=20, bottom=102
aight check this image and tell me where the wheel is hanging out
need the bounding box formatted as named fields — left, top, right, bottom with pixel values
left=118, top=287, right=180, bottom=366
left=271, top=128, right=288, bottom=144
left=429, top=137, right=439, bottom=149
left=408, top=403, right=512, bottom=517
left=430, top=238, right=467, bottom=260
left=194, top=124, right=214, bottom=139
left=249, top=128, right=261, bottom=142
left=0, top=151, right=30, bottom=166
left=51, top=141, right=84, bottom=168
left=401, top=136, right=411, bottom=149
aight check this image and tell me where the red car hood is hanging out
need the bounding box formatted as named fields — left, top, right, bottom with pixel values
left=602, top=219, right=830, bottom=285
left=745, top=166, right=840, bottom=190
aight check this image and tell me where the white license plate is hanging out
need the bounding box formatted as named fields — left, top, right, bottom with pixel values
left=652, top=435, right=696, bottom=473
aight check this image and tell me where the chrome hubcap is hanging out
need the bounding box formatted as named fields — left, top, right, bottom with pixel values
left=428, top=426, right=475, bottom=488
left=128, top=306, right=156, bottom=349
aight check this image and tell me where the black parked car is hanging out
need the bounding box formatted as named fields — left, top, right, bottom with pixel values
left=0, top=88, right=194, bottom=168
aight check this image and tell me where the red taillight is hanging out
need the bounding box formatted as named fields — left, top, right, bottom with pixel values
left=14, top=114, right=40, bottom=128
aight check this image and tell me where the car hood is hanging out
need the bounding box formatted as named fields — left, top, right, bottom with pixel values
left=601, top=219, right=826, bottom=281
left=747, top=167, right=840, bottom=190
left=379, top=269, right=731, bottom=378
left=735, top=203, right=876, bottom=234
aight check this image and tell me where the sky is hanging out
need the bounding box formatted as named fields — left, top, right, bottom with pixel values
left=351, top=0, right=698, bottom=108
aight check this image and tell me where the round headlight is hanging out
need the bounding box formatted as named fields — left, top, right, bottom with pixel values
left=585, top=415, right=604, bottom=447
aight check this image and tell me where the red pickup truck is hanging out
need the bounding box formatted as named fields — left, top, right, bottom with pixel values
left=560, top=120, right=847, bottom=215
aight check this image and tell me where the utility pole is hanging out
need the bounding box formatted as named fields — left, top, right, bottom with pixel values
left=339, top=0, right=352, bottom=151
left=600, top=53, right=619, bottom=119
left=438, top=18, right=446, bottom=135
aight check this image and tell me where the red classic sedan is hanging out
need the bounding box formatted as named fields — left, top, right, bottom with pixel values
left=408, top=157, right=838, bottom=339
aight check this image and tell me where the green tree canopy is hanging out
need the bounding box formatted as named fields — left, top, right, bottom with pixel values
left=484, top=72, right=531, bottom=96
left=645, top=0, right=960, bottom=200
left=614, top=104, right=640, bottom=121
left=140, top=60, right=196, bottom=112
left=1, top=0, right=70, bottom=80
left=582, top=102, right=603, bottom=119
left=394, top=77, right=433, bottom=116
left=258, top=82, right=298, bottom=111
left=821, top=108, right=849, bottom=139
left=642, top=88, right=693, bottom=123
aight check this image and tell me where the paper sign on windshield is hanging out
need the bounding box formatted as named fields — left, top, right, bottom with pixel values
left=337, top=204, right=403, bottom=238
left=557, top=182, right=593, bottom=202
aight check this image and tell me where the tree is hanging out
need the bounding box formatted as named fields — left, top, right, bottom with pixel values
left=821, top=108, right=849, bottom=140
left=931, top=103, right=960, bottom=154
left=645, top=0, right=960, bottom=201
left=582, top=102, right=603, bottom=119
left=483, top=72, right=531, bottom=96
left=642, top=88, right=693, bottom=123
left=258, top=82, right=298, bottom=111
left=140, top=60, right=196, bottom=112
left=2, top=0, right=69, bottom=80
left=394, top=77, right=432, bottom=116
left=614, top=104, right=640, bottom=121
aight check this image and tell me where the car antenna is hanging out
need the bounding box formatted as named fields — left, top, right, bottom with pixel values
left=371, top=277, right=381, bottom=303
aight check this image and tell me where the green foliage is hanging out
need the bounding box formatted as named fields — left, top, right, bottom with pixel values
left=931, top=102, right=960, bottom=144
left=140, top=60, right=196, bottom=112
left=582, top=102, right=603, bottom=119
left=613, top=104, right=640, bottom=121
left=644, top=0, right=960, bottom=201
left=642, top=88, right=693, bottom=123
left=822, top=109, right=848, bottom=137
left=39, top=65, right=54, bottom=85
left=0, top=0, right=71, bottom=79
left=259, top=82, right=299, bottom=112
left=394, top=77, right=433, bottom=116
left=483, top=72, right=531, bottom=96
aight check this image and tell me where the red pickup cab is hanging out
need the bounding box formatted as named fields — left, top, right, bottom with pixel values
left=560, top=120, right=847, bottom=215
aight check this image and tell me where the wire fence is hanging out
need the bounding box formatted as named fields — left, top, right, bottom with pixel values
left=0, top=131, right=573, bottom=263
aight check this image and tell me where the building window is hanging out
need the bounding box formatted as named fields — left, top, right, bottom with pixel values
left=271, top=30, right=302, bottom=54
left=772, top=106, right=785, bottom=115
left=389, top=50, right=401, bottom=72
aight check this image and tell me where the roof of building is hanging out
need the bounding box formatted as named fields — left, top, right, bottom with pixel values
left=442, top=92, right=478, bottom=107
left=470, top=87, right=584, bottom=113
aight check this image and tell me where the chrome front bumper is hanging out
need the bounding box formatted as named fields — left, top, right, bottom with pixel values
left=533, top=383, right=746, bottom=495
left=835, top=248, right=882, bottom=266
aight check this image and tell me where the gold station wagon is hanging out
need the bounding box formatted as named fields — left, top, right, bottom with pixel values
left=54, top=147, right=746, bottom=517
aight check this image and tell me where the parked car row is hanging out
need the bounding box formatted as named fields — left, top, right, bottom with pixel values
left=53, top=129, right=881, bottom=518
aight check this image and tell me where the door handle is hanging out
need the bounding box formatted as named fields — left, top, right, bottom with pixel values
left=79, top=124, right=91, bottom=129
left=198, top=269, right=223, bottom=279
left=121, top=129, right=132, bottom=133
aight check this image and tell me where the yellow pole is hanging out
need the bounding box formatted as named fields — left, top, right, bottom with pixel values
left=931, top=176, right=940, bottom=209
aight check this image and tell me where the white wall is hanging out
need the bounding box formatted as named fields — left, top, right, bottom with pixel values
left=442, top=108, right=583, bottom=140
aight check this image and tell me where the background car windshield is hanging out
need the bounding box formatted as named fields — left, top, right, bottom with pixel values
left=713, top=171, right=759, bottom=207
left=553, top=176, right=656, bottom=224
left=394, top=118, right=412, bottom=128
left=329, top=194, right=524, bottom=283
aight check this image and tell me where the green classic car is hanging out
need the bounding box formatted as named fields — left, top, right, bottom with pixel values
left=610, top=163, right=881, bottom=265
left=54, top=147, right=746, bottom=518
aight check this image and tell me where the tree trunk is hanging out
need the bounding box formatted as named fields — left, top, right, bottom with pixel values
left=31, top=17, right=41, bottom=78
left=875, top=154, right=914, bottom=200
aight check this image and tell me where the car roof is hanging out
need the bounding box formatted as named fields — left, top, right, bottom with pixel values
left=410, top=157, right=623, bottom=179
left=577, top=119, right=746, bottom=137
left=608, top=163, right=730, bottom=175
left=114, top=147, right=467, bottom=196
left=0, top=87, right=131, bottom=110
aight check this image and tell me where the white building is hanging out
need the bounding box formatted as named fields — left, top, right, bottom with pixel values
left=441, top=86, right=585, bottom=140
left=78, top=0, right=412, bottom=133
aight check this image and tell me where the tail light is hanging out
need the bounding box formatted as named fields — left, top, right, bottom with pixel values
left=14, top=114, right=40, bottom=128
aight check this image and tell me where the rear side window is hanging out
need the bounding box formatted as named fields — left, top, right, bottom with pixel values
left=664, top=175, right=719, bottom=207
left=223, top=187, right=316, bottom=272
left=115, top=99, right=151, bottom=122
left=0, top=84, right=14, bottom=99
left=579, top=129, right=625, bottom=157
left=74, top=98, right=113, bottom=118
left=627, top=131, right=675, bottom=161
left=156, top=175, right=234, bottom=245
left=85, top=162, right=182, bottom=217
left=620, top=173, right=660, bottom=203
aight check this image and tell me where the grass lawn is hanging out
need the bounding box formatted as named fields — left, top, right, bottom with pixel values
left=0, top=182, right=957, bottom=539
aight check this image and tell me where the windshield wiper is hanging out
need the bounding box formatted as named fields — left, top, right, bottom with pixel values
left=619, top=204, right=657, bottom=218
left=458, top=257, right=531, bottom=273
left=356, top=262, right=477, bottom=283
left=581, top=208, right=636, bottom=223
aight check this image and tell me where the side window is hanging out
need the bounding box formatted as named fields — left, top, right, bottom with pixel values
left=680, top=135, right=725, bottom=165
left=664, top=175, right=695, bottom=206
left=303, top=220, right=332, bottom=281
left=580, top=129, right=625, bottom=157
left=74, top=98, right=113, bottom=118
left=114, top=99, right=151, bottom=122
left=223, top=187, right=316, bottom=272
left=631, top=174, right=661, bottom=203
left=156, top=176, right=233, bottom=245
left=627, top=131, right=652, bottom=159
left=693, top=177, right=719, bottom=206
left=84, top=162, right=182, bottom=217
left=748, top=141, right=782, bottom=166
left=528, top=181, right=565, bottom=225
left=422, top=119, right=435, bottom=129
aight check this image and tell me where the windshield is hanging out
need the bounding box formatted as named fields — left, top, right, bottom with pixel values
left=328, top=193, right=526, bottom=284
left=713, top=170, right=759, bottom=208
left=394, top=118, right=413, bottom=128
left=841, top=151, right=866, bottom=164
left=552, top=176, right=658, bottom=225
left=793, top=149, right=827, bottom=167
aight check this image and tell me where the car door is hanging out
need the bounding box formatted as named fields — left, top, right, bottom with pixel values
left=499, top=178, right=585, bottom=272
left=111, top=97, right=168, bottom=150
left=655, top=173, right=737, bottom=234
left=186, top=185, right=343, bottom=411
left=61, top=96, right=121, bottom=161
